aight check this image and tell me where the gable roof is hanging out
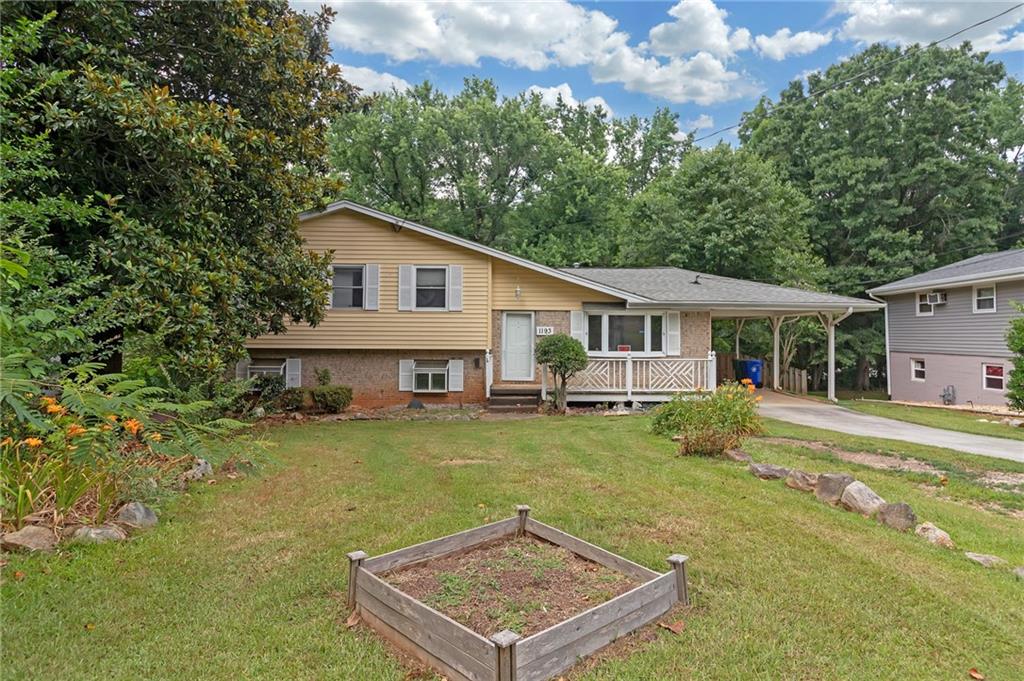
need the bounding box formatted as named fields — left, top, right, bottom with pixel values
left=867, top=249, right=1024, bottom=296
left=301, top=200, right=648, bottom=303
left=564, top=267, right=881, bottom=312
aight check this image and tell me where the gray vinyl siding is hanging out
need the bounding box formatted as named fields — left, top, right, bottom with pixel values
left=886, top=278, right=1024, bottom=358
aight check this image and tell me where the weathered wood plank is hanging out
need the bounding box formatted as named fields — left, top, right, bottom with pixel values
left=358, top=602, right=476, bottom=681
left=524, top=519, right=660, bottom=583
left=516, top=576, right=676, bottom=681
left=357, top=586, right=495, bottom=681
left=516, top=571, right=675, bottom=666
left=357, top=569, right=495, bottom=667
left=363, top=517, right=518, bottom=574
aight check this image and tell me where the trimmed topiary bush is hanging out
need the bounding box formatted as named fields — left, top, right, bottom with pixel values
left=535, top=333, right=588, bottom=413
left=651, top=380, right=764, bottom=456
left=311, top=384, right=353, bottom=413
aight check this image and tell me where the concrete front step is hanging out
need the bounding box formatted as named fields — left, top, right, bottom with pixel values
left=490, top=385, right=543, bottom=397
left=486, top=403, right=540, bottom=413
left=488, top=395, right=541, bottom=407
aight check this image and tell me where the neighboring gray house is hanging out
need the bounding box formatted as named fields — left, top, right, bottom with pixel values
left=868, top=249, right=1024, bottom=407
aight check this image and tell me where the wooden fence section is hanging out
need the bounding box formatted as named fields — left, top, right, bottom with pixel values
left=524, top=519, right=659, bottom=583
left=362, top=517, right=518, bottom=574
left=515, top=571, right=677, bottom=681
left=780, top=367, right=808, bottom=394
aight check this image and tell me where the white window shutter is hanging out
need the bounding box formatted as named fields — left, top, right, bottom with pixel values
left=398, top=359, right=414, bottom=391
left=447, top=265, right=463, bottom=311
left=448, top=359, right=464, bottom=392
left=235, top=359, right=251, bottom=380
left=326, top=266, right=334, bottom=308
left=570, top=310, right=585, bottom=345
left=285, top=357, right=302, bottom=388
left=364, top=264, right=379, bottom=310
left=398, top=265, right=414, bottom=311
left=666, top=312, right=681, bottom=355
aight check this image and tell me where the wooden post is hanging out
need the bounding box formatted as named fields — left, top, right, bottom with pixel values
left=540, top=364, right=547, bottom=401
left=625, top=353, right=633, bottom=400
left=515, top=505, right=530, bottom=536
left=492, top=629, right=521, bottom=681
left=707, top=350, right=717, bottom=391
left=666, top=554, right=690, bottom=606
left=347, top=550, right=368, bottom=609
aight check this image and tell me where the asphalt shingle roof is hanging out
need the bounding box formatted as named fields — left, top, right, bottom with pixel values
left=562, top=267, right=878, bottom=310
left=867, top=249, right=1024, bottom=295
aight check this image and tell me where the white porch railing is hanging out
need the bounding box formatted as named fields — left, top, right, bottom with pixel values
left=566, top=351, right=717, bottom=400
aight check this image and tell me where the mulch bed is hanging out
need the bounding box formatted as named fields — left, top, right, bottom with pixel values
left=383, top=534, right=639, bottom=638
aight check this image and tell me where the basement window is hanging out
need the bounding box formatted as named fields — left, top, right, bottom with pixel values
left=983, top=364, right=1004, bottom=391
left=414, top=360, right=448, bottom=393
left=248, top=360, right=285, bottom=379
left=911, top=358, right=926, bottom=382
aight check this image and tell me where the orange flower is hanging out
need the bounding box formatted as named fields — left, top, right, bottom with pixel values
left=67, top=423, right=87, bottom=438
left=46, top=403, right=67, bottom=415
left=40, top=396, right=57, bottom=406
left=149, top=432, right=162, bottom=442
left=1, top=436, right=12, bottom=447
left=23, top=437, right=43, bottom=448
left=100, top=423, right=113, bottom=432
left=123, top=418, right=143, bottom=436
left=106, top=414, right=119, bottom=422
left=755, top=396, right=763, bottom=402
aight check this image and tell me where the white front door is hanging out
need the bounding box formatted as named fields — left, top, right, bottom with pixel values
left=502, top=312, right=534, bottom=381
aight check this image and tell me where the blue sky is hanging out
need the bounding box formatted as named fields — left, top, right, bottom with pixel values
left=296, top=1, right=1024, bottom=143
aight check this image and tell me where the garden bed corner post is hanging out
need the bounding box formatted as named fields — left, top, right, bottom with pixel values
left=515, top=504, right=530, bottom=536
left=491, top=629, right=521, bottom=681
left=667, top=554, right=690, bottom=606
left=346, top=550, right=368, bottom=609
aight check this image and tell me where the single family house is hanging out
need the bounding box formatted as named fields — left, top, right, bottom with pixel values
left=242, top=201, right=881, bottom=408
left=868, top=248, right=1024, bottom=407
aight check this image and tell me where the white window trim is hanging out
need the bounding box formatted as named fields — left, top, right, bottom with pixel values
left=330, top=264, right=365, bottom=310
left=413, top=360, right=449, bottom=393
left=915, top=292, right=934, bottom=317
left=972, top=284, right=997, bottom=314
left=910, top=358, right=926, bottom=382
left=981, top=363, right=1005, bottom=392
left=247, top=361, right=285, bottom=379
left=412, top=265, right=448, bottom=311
left=585, top=311, right=667, bottom=357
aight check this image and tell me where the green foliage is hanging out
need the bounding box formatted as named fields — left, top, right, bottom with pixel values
left=252, top=374, right=285, bottom=405
left=277, top=388, right=306, bottom=412
left=314, top=368, right=332, bottom=386
left=651, top=382, right=764, bottom=456
left=310, top=385, right=353, bottom=414
left=1007, top=303, right=1024, bottom=412
left=535, top=334, right=588, bottom=412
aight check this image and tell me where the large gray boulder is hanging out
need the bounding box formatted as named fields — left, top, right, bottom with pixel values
left=1, top=525, right=56, bottom=552
left=785, top=470, right=819, bottom=492
left=70, top=524, right=127, bottom=545
left=749, top=462, right=790, bottom=480
left=915, top=522, right=955, bottom=549
left=116, top=501, right=158, bottom=528
left=964, top=552, right=1007, bottom=568
left=840, top=481, right=886, bottom=516
left=815, top=473, right=854, bottom=506
left=876, top=502, right=916, bottom=532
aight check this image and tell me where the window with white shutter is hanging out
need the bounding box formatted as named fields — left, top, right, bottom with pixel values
left=363, top=264, right=380, bottom=310
left=285, top=358, right=302, bottom=388
left=448, top=359, right=464, bottom=392
left=447, top=265, right=463, bottom=311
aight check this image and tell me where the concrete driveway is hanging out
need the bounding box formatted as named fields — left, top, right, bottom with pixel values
left=759, top=391, right=1024, bottom=464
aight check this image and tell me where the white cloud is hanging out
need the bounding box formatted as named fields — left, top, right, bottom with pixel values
left=683, top=114, right=715, bottom=131
left=649, top=0, right=752, bottom=58
left=526, top=83, right=613, bottom=115
left=837, top=1, right=1024, bottom=53
left=755, top=28, right=834, bottom=60
left=338, top=64, right=411, bottom=93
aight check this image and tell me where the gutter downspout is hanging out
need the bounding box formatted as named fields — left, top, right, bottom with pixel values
left=868, top=292, right=890, bottom=399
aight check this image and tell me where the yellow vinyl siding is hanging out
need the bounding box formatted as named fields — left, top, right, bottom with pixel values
left=491, top=260, right=621, bottom=310
left=247, top=211, right=490, bottom=350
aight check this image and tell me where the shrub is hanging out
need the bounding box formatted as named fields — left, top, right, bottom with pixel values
left=1007, top=304, right=1024, bottom=412
left=277, top=388, right=305, bottom=411
left=314, top=367, right=332, bottom=386
left=310, top=385, right=353, bottom=413
left=252, top=373, right=285, bottom=404
left=535, top=334, right=588, bottom=412
left=651, top=381, right=764, bottom=456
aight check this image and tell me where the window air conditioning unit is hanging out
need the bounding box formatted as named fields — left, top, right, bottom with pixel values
left=926, top=291, right=947, bottom=305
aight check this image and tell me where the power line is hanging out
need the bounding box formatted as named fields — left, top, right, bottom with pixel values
left=693, top=3, right=1024, bottom=143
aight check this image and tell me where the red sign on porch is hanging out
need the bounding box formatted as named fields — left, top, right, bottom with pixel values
left=616, top=345, right=632, bottom=352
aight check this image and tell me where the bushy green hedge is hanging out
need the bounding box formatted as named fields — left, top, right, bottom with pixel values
left=277, top=388, right=306, bottom=411
left=311, top=385, right=353, bottom=413
left=651, top=381, right=764, bottom=456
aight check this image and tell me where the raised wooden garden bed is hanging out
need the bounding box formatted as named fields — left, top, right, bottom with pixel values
left=347, top=506, right=690, bottom=681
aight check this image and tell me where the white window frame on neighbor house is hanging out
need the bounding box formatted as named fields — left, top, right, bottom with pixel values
left=972, top=284, right=997, bottom=314
left=584, top=311, right=666, bottom=357
left=331, top=265, right=364, bottom=309
left=413, top=265, right=448, bottom=311
left=910, top=358, right=926, bottom=382
left=982, top=363, right=1005, bottom=391
left=915, top=292, right=934, bottom=317
left=413, top=360, right=449, bottom=393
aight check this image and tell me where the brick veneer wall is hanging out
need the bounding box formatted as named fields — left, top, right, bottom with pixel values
left=249, top=349, right=486, bottom=408
left=681, top=311, right=712, bottom=356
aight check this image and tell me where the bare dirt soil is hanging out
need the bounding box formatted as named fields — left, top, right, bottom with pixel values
left=756, top=436, right=946, bottom=474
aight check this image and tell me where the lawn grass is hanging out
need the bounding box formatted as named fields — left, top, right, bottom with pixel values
left=4, top=416, right=1023, bottom=680
left=839, top=400, right=1024, bottom=442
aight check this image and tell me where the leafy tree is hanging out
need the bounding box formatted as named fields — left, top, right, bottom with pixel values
left=4, top=1, right=358, bottom=378
left=535, top=334, right=588, bottom=413
left=609, top=108, right=690, bottom=196
left=1007, top=304, right=1024, bottom=412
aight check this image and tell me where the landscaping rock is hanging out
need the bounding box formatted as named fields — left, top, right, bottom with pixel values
left=182, top=458, right=213, bottom=481
left=915, top=522, right=955, bottom=549
left=724, top=448, right=752, bottom=463
left=840, top=481, right=886, bottom=516
left=875, top=502, right=916, bottom=531
left=1, top=525, right=56, bottom=552
left=251, top=406, right=266, bottom=419
left=70, top=524, right=127, bottom=544
left=116, top=501, right=158, bottom=528
left=784, top=470, right=818, bottom=492
left=749, top=462, right=790, bottom=480
left=965, top=552, right=1007, bottom=568
left=1014, top=566, right=1024, bottom=581
left=815, top=473, right=854, bottom=506
left=999, top=417, right=1023, bottom=427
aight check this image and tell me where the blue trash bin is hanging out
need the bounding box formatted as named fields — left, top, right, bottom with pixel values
left=733, top=359, right=764, bottom=388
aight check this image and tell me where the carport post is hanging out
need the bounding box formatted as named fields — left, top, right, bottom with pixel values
left=818, top=307, right=853, bottom=403
left=769, top=316, right=783, bottom=391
